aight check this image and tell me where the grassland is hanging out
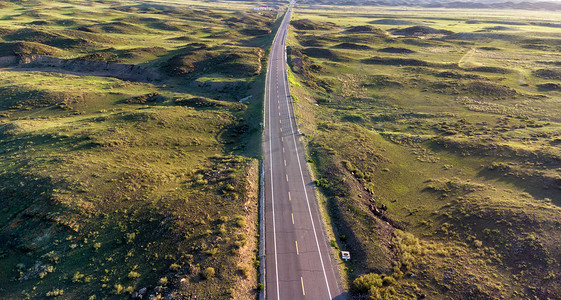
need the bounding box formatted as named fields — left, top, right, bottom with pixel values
left=0, top=0, right=280, bottom=298
left=286, top=5, right=561, bottom=299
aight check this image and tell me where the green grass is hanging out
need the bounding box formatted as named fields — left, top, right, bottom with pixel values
left=0, top=0, right=278, bottom=298
left=288, top=5, right=561, bottom=300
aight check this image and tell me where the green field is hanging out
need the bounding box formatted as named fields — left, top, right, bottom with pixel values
left=0, top=0, right=281, bottom=299
left=287, top=5, right=561, bottom=299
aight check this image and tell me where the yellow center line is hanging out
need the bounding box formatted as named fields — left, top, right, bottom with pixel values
left=288, top=191, right=291, bottom=201
left=286, top=174, right=288, bottom=182
left=284, top=160, right=287, bottom=166
left=281, top=136, right=283, bottom=142
left=280, top=119, right=282, bottom=124
left=282, top=146, right=285, bottom=152
left=301, top=277, right=305, bottom=295
left=280, top=127, right=282, bottom=132
left=295, top=240, right=299, bottom=255
left=292, top=213, right=294, bottom=224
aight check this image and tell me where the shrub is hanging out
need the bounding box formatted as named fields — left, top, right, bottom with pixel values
left=72, top=272, right=85, bottom=283
left=46, top=289, right=64, bottom=297
left=257, top=283, right=264, bottom=290
left=201, top=267, right=215, bottom=279
left=127, top=271, right=141, bottom=279
left=353, top=273, right=383, bottom=292
left=235, top=216, right=246, bottom=228
left=169, top=263, right=181, bottom=271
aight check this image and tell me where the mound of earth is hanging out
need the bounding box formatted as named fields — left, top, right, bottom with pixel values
left=392, top=26, right=453, bottom=36
left=174, top=97, right=243, bottom=110
left=0, top=41, right=62, bottom=56
left=54, top=19, right=96, bottom=27
left=297, top=34, right=337, bottom=47
left=334, top=42, right=372, bottom=50
left=370, top=19, right=418, bottom=25
left=302, top=47, right=348, bottom=61
left=78, top=22, right=152, bottom=34
left=3, top=28, right=98, bottom=49
left=467, top=66, right=512, bottom=74
left=478, top=46, right=501, bottom=51
left=209, top=30, right=241, bottom=39
left=435, top=71, right=480, bottom=79
left=240, top=27, right=272, bottom=36
left=346, top=25, right=385, bottom=35
left=292, top=19, right=335, bottom=31
left=444, top=32, right=519, bottom=41
left=484, top=26, right=519, bottom=31
left=79, top=47, right=167, bottom=62
left=0, top=86, right=85, bottom=110
left=534, top=68, right=561, bottom=80
left=362, top=56, right=430, bottom=66
left=4, top=28, right=59, bottom=43
left=537, top=83, right=561, bottom=91
left=465, top=81, right=517, bottom=98
left=164, top=46, right=263, bottom=77
left=377, top=47, right=415, bottom=54
left=125, top=92, right=166, bottom=104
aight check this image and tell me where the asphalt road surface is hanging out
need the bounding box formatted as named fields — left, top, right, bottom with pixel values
left=263, top=2, right=343, bottom=299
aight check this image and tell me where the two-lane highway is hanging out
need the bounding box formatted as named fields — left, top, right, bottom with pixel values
left=263, top=2, right=342, bottom=299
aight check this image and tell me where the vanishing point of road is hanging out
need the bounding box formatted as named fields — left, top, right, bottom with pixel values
left=263, top=1, right=342, bottom=299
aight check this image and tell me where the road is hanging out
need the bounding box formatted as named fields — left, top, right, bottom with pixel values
left=263, top=1, right=343, bottom=299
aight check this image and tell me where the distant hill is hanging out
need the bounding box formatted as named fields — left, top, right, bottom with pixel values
left=294, top=0, right=561, bottom=10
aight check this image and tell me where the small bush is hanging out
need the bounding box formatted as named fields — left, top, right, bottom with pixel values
left=353, top=273, right=383, bottom=292
left=201, top=267, right=215, bottom=279
left=257, top=283, right=264, bottom=290
left=127, top=271, right=141, bottom=279
left=46, top=289, right=64, bottom=297
left=169, top=263, right=181, bottom=271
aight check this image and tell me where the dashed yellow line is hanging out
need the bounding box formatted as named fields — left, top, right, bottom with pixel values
left=292, top=213, right=294, bottom=224
left=286, top=174, right=288, bottom=182
left=295, top=240, right=299, bottom=255
left=284, top=160, right=287, bottom=166
left=301, top=277, right=305, bottom=295
left=288, top=191, right=291, bottom=201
